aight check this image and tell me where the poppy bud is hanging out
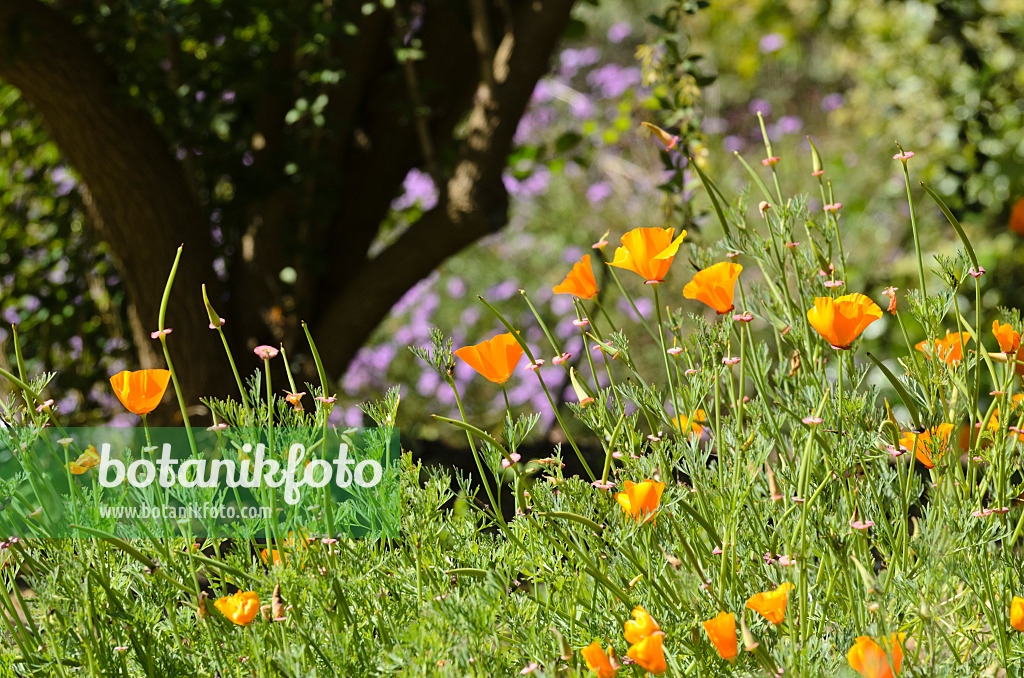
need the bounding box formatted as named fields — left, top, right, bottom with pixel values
left=202, top=284, right=224, bottom=329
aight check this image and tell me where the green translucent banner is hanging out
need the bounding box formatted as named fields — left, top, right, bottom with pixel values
left=0, top=426, right=400, bottom=539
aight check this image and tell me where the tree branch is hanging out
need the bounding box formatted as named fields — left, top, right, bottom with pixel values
left=313, top=0, right=575, bottom=376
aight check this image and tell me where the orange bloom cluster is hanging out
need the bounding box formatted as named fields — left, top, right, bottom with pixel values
left=898, top=424, right=954, bottom=469
left=847, top=633, right=905, bottom=678
left=993, top=320, right=1020, bottom=354
left=683, top=262, right=743, bottom=314
left=624, top=607, right=667, bottom=674
left=806, top=294, right=882, bottom=349
left=214, top=590, right=260, bottom=626
left=553, top=254, right=599, bottom=300
left=454, top=333, right=524, bottom=384
left=616, top=480, right=664, bottom=523
left=68, top=445, right=101, bottom=475
left=608, top=227, right=687, bottom=283
left=914, top=331, right=971, bottom=364
left=109, top=369, right=171, bottom=415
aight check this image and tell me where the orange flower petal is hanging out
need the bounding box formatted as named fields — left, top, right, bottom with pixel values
left=615, top=480, right=665, bottom=523
left=806, top=294, right=882, bottom=348
left=702, top=611, right=738, bottom=662
left=683, top=262, right=743, bottom=314
left=993, top=320, right=1021, bottom=354
left=553, top=254, right=599, bottom=299
left=454, top=333, right=524, bottom=384
left=847, top=634, right=904, bottom=678
left=214, top=590, right=260, bottom=626
left=581, top=642, right=619, bottom=678
left=745, top=582, right=793, bottom=625
left=109, top=369, right=172, bottom=415
left=626, top=632, right=667, bottom=674
left=608, top=227, right=686, bottom=282
left=623, top=606, right=661, bottom=645
left=1012, top=596, right=1024, bottom=632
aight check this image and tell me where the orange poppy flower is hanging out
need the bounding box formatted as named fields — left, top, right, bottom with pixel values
left=553, top=254, right=599, bottom=300
left=702, top=611, right=737, bottom=662
left=682, top=262, right=743, bottom=314
left=1010, top=197, right=1024, bottom=236
left=68, top=445, right=101, bottom=475
left=581, top=642, right=620, bottom=678
left=745, top=582, right=794, bottom=625
left=454, top=333, right=524, bottom=384
left=806, top=294, right=883, bottom=349
left=1012, top=596, right=1024, bottom=632
left=615, top=480, right=665, bottom=523
left=898, top=424, right=954, bottom=468
left=214, top=590, right=260, bottom=626
left=914, top=331, right=971, bottom=364
left=847, top=634, right=905, bottom=678
left=109, top=369, right=171, bottom=416
left=608, top=227, right=687, bottom=283
left=624, top=606, right=661, bottom=645
left=626, top=632, right=667, bottom=675
left=993, top=320, right=1020, bottom=354
left=672, top=409, right=707, bottom=437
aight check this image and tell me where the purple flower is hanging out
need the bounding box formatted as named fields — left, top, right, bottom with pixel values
left=2, top=307, right=19, bottom=325
left=821, top=93, right=845, bottom=112
left=748, top=99, right=772, bottom=117
left=50, top=167, right=76, bottom=197
left=392, top=168, right=439, bottom=211
left=446, top=277, right=466, bottom=298
left=758, top=33, right=787, bottom=53
left=586, top=181, right=613, bottom=204
left=559, top=46, right=601, bottom=76
left=569, top=94, right=594, bottom=119
left=488, top=279, right=519, bottom=301
left=607, top=22, right=632, bottom=44
left=723, top=135, right=746, bottom=153
left=587, top=64, right=641, bottom=98
left=777, top=115, right=803, bottom=135
left=221, top=90, right=236, bottom=103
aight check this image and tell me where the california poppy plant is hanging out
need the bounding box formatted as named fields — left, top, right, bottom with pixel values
left=454, top=333, right=524, bottom=384
left=914, top=331, right=971, bottom=364
left=615, top=480, right=664, bottom=523
left=214, top=590, right=260, bottom=626
left=847, top=634, right=905, bottom=678
left=745, top=582, right=794, bottom=625
left=109, top=369, right=171, bottom=416
left=626, top=632, right=667, bottom=675
left=1011, top=596, right=1024, bottom=632
left=898, top=424, right=954, bottom=468
left=553, top=254, right=599, bottom=300
left=806, top=294, right=883, bottom=349
left=993, top=320, right=1020, bottom=354
left=682, top=262, right=743, bottom=314
left=702, top=611, right=737, bottom=662
left=580, top=642, right=619, bottom=678
left=608, top=227, right=687, bottom=283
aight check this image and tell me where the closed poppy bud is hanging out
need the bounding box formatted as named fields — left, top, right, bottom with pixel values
left=553, top=254, right=599, bottom=299
left=898, top=424, right=954, bottom=469
left=615, top=481, right=665, bottom=523
left=214, top=591, right=260, bottom=626
left=745, top=582, right=794, bottom=625
left=608, top=227, right=687, bottom=283
left=626, top=632, right=667, bottom=674
left=702, top=611, right=738, bottom=662
left=993, top=320, right=1020, bottom=354
left=847, top=633, right=905, bottom=678
left=1012, top=596, right=1024, bottom=632
left=806, top=294, right=883, bottom=349
left=580, top=641, right=619, bottom=678
left=454, top=333, right=524, bottom=384
left=109, top=369, right=172, bottom=416
left=914, top=331, right=971, bottom=364
left=682, top=262, right=743, bottom=314
left=641, top=121, right=679, bottom=151
left=623, top=606, right=661, bottom=644
left=202, top=283, right=224, bottom=329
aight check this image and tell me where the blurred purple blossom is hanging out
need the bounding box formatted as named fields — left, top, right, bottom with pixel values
left=195, top=90, right=207, bottom=103
left=586, top=181, right=613, bottom=204
left=107, top=413, right=139, bottom=427
left=759, top=33, right=787, bottom=53
left=607, top=22, right=632, bottom=44
left=821, top=93, right=845, bottom=112
left=50, top=167, right=76, bottom=197
left=777, top=115, right=803, bottom=135
left=723, top=135, right=746, bottom=153
left=748, top=99, right=772, bottom=117
left=460, top=307, right=481, bottom=327
left=560, top=47, right=601, bottom=77
left=446, top=277, right=466, bottom=298
left=68, top=336, right=83, bottom=360
left=503, top=167, right=551, bottom=198
left=617, top=296, right=653, bottom=321
left=343, top=406, right=364, bottom=427
left=488, top=279, right=519, bottom=301
left=343, top=344, right=397, bottom=393
left=392, top=168, right=438, bottom=211
left=550, top=295, right=574, bottom=316
left=2, top=308, right=18, bottom=325
left=221, top=91, right=236, bottom=103
left=588, top=64, right=641, bottom=99
left=22, top=296, right=41, bottom=313
left=242, top=152, right=255, bottom=167
left=569, top=94, right=595, bottom=119
left=562, top=246, right=584, bottom=264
